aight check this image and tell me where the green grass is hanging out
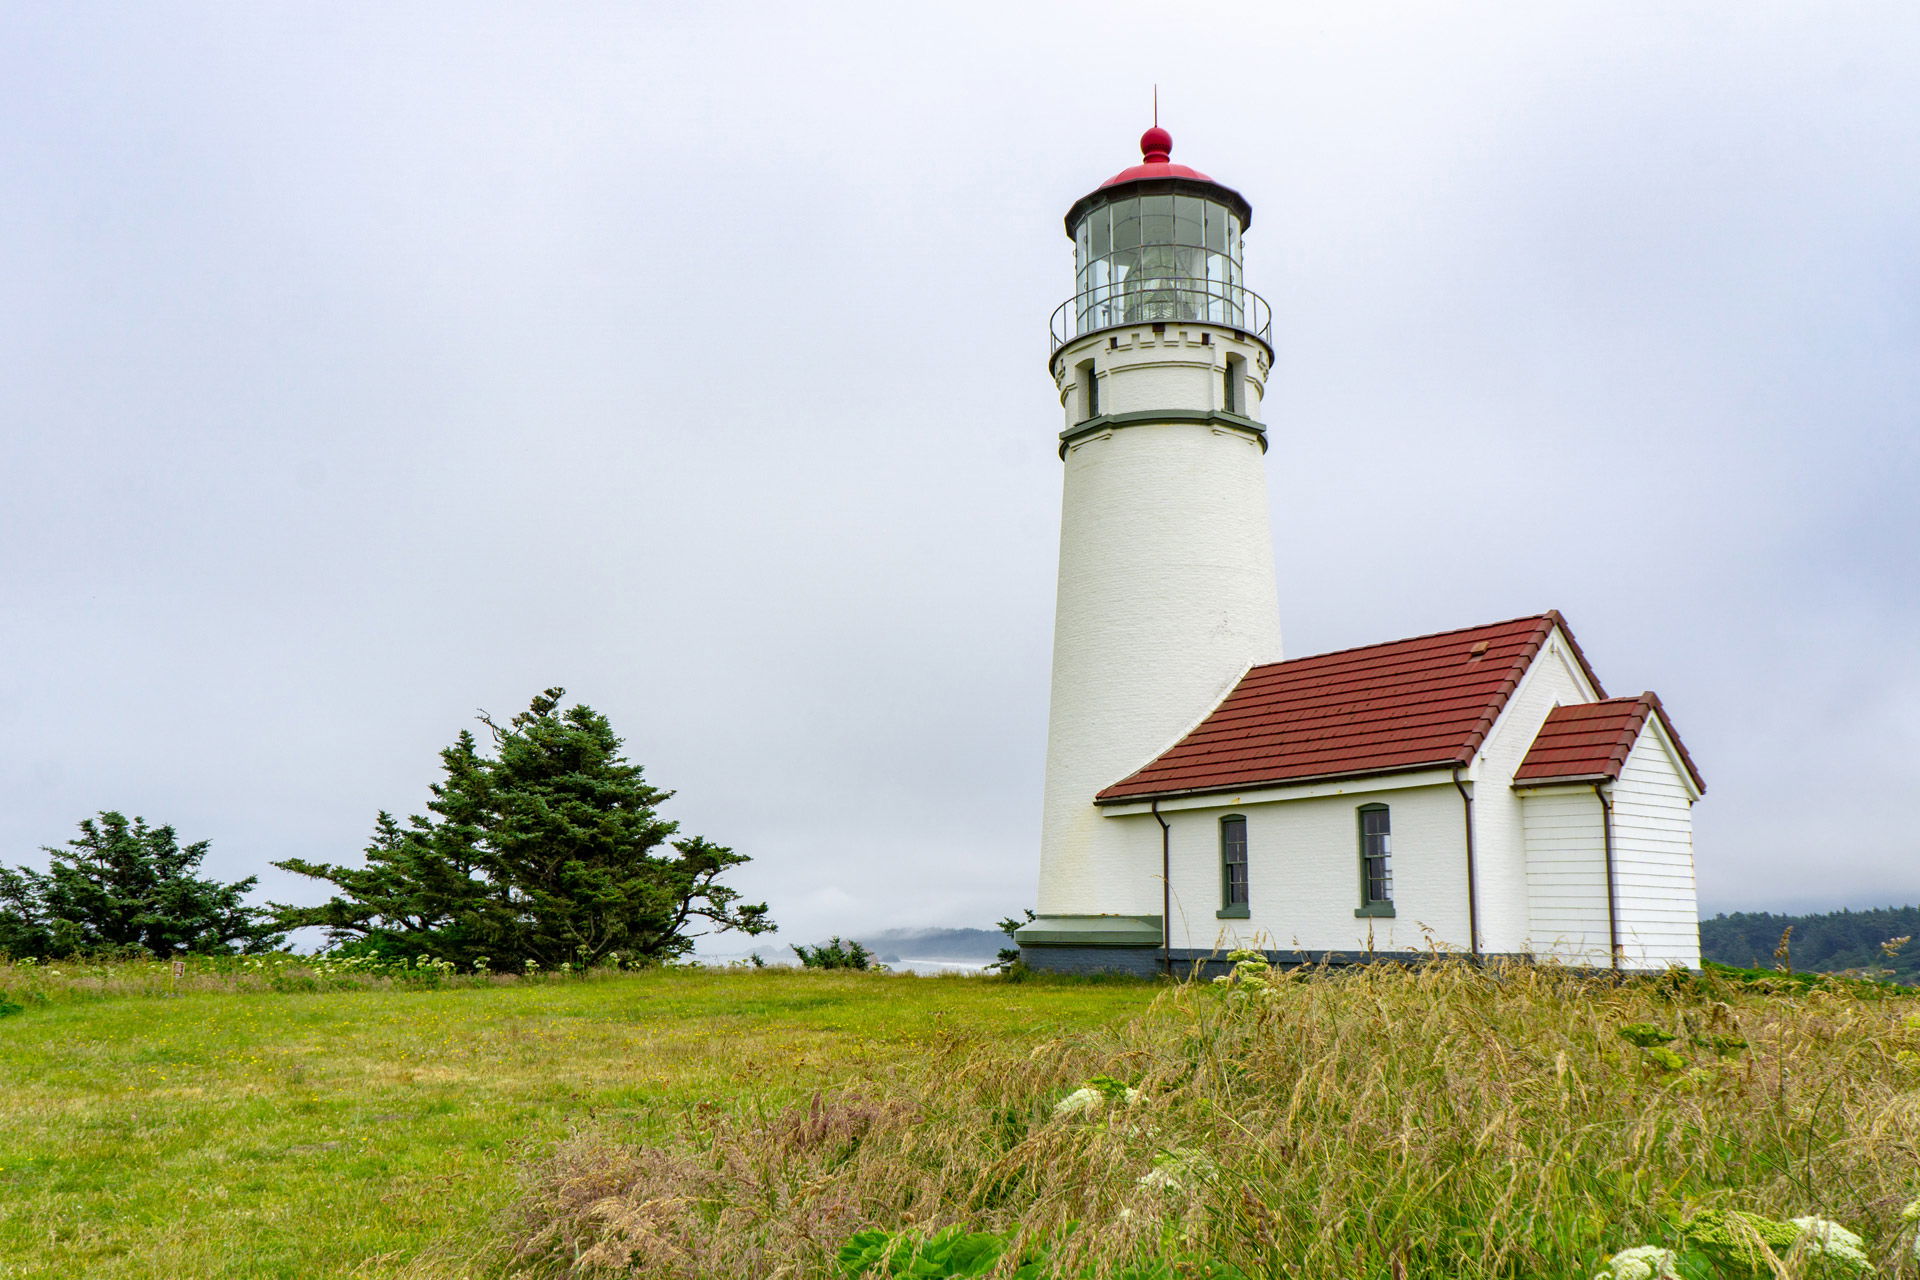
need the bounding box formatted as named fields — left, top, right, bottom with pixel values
left=9, top=959, right=1920, bottom=1280
left=0, top=965, right=1151, bottom=1279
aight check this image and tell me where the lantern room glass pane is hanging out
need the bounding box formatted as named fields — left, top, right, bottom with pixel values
left=1090, top=207, right=1110, bottom=257
left=1141, top=194, right=1174, bottom=246
left=1175, top=245, right=1205, bottom=286
left=1112, top=198, right=1142, bottom=252
left=1174, top=196, right=1204, bottom=247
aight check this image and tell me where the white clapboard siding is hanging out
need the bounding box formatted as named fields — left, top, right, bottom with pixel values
left=1522, top=789, right=1613, bottom=966
left=1610, top=724, right=1702, bottom=969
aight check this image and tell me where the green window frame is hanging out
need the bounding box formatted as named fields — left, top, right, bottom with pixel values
left=1355, top=804, right=1395, bottom=918
left=1218, top=814, right=1249, bottom=918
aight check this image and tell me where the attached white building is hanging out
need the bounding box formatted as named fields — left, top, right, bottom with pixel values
left=1017, top=129, right=1705, bottom=975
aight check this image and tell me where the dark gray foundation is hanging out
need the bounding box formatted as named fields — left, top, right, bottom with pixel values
left=1018, top=945, right=1482, bottom=978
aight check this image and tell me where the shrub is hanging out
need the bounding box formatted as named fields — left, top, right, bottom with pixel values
left=835, top=1227, right=1247, bottom=1279
left=792, top=937, right=880, bottom=970
left=989, top=910, right=1036, bottom=978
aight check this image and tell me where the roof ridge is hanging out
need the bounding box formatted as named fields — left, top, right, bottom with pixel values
left=1602, top=697, right=1653, bottom=775
left=1097, top=612, right=1602, bottom=803
left=1243, top=611, right=1558, bottom=673
left=1638, top=691, right=1707, bottom=793
left=1456, top=623, right=1558, bottom=763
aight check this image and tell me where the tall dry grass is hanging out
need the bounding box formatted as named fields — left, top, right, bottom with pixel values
left=511, top=960, right=1920, bottom=1279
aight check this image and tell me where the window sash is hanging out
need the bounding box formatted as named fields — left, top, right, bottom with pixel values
left=1363, top=855, right=1393, bottom=904
left=1359, top=807, right=1393, bottom=904
left=1221, top=817, right=1248, bottom=908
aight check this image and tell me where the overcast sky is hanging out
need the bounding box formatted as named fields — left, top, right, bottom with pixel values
left=3, top=2, right=1916, bottom=952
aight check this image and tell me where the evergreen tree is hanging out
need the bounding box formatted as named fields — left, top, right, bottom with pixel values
left=1700, top=905, right=1920, bottom=984
left=274, top=688, right=773, bottom=969
left=0, top=812, right=283, bottom=958
left=0, top=866, right=55, bottom=959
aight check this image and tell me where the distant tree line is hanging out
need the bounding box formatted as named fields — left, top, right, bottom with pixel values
left=0, top=688, right=773, bottom=969
left=1700, top=907, right=1920, bottom=983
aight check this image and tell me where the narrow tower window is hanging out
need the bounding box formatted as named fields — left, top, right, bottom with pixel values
left=1077, top=360, right=1099, bottom=421
left=1223, top=354, right=1244, bottom=415
left=1220, top=815, right=1249, bottom=916
left=1357, top=805, right=1394, bottom=916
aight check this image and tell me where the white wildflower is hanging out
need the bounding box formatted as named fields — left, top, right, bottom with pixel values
left=1790, top=1218, right=1873, bottom=1276
left=1052, top=1087, right=1104, bottom=1117
left=1593, top=1245, right=1679, bottom=1280
left=1791, top=1218, right=1865, bottom=1252
left=1136, top=1149, right=1216, bottom=1193
left=1052, top=1082, right=1141, bottom=1118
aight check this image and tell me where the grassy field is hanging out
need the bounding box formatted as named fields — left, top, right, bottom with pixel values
left=0, top=962, right=1150, bottom=1280
left=7, top=958, right=1920, bottom=1280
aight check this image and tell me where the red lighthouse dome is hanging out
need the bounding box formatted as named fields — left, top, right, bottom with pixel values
left=1097, top=127, right=1215, bottom=189
left=1065, top=126, right=1252, bottom=236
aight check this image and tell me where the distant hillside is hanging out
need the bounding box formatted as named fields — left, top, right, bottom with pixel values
left=1700, top=906, right=1920, bottom=983
left=851, top=927, right=1005, bottom=962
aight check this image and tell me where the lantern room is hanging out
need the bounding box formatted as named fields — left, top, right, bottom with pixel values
left=1052, top=127, right=1266, bottom=348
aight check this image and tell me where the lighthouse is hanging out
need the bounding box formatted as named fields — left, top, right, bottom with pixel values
left=1015, top=130, right=1708, bottom=979
left=1021, top=127, right=1284, bottom=958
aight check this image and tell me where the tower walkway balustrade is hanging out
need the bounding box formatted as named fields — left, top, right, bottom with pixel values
left=1049, top=282, right=1272, bottom=350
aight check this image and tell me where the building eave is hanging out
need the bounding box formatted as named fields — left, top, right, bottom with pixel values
left=1095, top=760, right=1468, bottom=810
left=1511, top=773, right=1616, bottom=791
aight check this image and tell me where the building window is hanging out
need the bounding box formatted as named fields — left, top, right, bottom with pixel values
left=1219, top=814, right=1249, bottom=918
left=1077, top=360, right=1099, bottom=421
left=1356, top=804, right=1395, bottom=918
left=1223, top=353, right=1244, bottom=415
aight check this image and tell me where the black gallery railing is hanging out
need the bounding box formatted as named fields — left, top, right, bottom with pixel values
left=1050, top=281, right=1272, bottom=350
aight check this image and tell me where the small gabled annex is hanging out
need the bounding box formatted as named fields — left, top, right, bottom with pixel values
left=1017, top=612, right=1705, bottom=974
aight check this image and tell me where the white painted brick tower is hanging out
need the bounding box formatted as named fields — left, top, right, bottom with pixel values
left=1029, top=127, right=1284, bottom=941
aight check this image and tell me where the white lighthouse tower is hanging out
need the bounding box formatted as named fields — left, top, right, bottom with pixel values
left=1020, top=126, right=1283, bottom=960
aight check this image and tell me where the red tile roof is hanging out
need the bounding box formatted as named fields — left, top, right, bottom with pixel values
left=1096, top=611, right=1604, bottom=803
left=1513, top=692, right=1705, bottom=792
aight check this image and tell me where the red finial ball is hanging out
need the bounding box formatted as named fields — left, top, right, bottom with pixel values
left=1140, top=126, right=1172, bottom=163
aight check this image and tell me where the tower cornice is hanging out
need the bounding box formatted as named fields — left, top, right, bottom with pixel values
left=1058, top=409, right=1267, bottom=458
